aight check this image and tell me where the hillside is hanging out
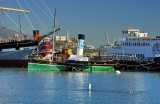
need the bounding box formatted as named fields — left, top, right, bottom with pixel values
left=0, top=27, right=31, bottom=40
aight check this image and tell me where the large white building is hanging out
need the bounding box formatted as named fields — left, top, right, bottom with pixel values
left=107, top=28, right=160, bottom=61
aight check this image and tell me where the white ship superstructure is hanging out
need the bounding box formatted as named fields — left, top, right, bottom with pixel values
left=107, top=28, right=160, bottom=61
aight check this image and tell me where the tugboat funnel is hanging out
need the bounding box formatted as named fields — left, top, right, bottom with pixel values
left=33, top=30, right=40, bottom=40
left=77, top=34, right=85, bottom=57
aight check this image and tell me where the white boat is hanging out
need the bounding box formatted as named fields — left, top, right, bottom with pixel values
left=107, top=28, right=160, bottom=61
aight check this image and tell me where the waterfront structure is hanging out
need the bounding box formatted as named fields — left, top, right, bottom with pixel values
left=107, top=28, right=160, bottom=61
left=55, top=36, right=67, bottom=42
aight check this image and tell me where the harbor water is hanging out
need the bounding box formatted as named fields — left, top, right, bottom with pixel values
left=0, top=68, right=160, bottom=104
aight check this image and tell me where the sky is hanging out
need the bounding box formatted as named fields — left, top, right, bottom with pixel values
left=0, top=0, right=160, bottom=48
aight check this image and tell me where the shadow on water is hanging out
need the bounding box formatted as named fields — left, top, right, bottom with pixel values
left=0, top=67, right=27, bottom=71
left=74, top=88, right=145, bottom=94
left=27, top=70, right=96, bottom=75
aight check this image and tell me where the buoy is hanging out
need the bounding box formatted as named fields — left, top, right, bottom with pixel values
left=115, top=70, right=121, bottom=74
left=129, top=89, right=134, bottom=93
left=88, top=83, right=92, bottom=91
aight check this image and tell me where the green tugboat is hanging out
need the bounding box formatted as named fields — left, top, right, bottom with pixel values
left=28, top=62, right=115, bottom=72
left=28, top=34, right=115, bottom=72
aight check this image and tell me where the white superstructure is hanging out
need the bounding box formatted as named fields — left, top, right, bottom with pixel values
left=107, top=28, right=160, bottom=61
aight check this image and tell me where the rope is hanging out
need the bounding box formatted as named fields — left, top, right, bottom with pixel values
left=40, top=0, right=60, bottom=27
left=136, top=59, right=160, bottom=70
left=0, top=11, right=7, bottom=27
left=23, top=0, right=47, bottom=31
left=31, top=0, right=54, bottom=23
left=40, top=0, right=54, bottom=19
left=3, top=11, right=25, bottom=33
left=135, top=59, right=149, bottom=69
left=0, top=11, right=3, bottom=26
left=119, top=58, right=160, bottom=70
left=17, top=0, right=35, bottom=30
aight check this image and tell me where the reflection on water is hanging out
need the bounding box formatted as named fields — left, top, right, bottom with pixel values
left=0, top=68, right=160, bottom=103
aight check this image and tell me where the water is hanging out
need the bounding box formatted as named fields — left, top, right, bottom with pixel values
left=0, top=68, right=160, bottom=104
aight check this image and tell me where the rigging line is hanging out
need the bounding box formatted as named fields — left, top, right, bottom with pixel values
left=23, top=0, right=47, bottom=31
left=41, top=0, right=60, bottom=27
left=16, top=0, right=35, bottom=30
left=0, top=11, right=2, bottom=26
left=40, top=0, right=54, bottom=19
left=40, top=0, right=60, bottom=26
left=31, top=0, right=54, bottom=22
left=3, top=11, right=25, bottom=33
left=39, top=0, right=60, bottom=28
left=0, top=11, right=7, bottom=27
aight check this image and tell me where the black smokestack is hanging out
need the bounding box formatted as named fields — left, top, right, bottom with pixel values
left=78, top=34, right=85, bottom=40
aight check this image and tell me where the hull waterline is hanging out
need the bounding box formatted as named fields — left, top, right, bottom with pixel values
left=28, top=62, right=115, bottom=72
left=0, top=60, right=28, bottom=68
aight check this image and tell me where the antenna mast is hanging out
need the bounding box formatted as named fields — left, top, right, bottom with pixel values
left=105, top=31, right=110, bottom=45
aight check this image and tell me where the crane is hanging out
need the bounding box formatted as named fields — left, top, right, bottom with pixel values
left=0, top=6, right=29, bottom=13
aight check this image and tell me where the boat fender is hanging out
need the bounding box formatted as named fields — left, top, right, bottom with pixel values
left=72, top=66, right=76, bottom=71
left=129, top=89, right=134, bottom=94
left=88, top=83, right=91, bottom=91
left=115, top=70, right=121, bottom=74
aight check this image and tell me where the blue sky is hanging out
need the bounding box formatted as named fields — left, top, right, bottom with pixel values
left=0, top=0, right=160, bottom=47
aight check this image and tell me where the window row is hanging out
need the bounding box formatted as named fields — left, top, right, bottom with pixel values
left=127, top=38, right=160, bottom=41
left=121, top=42, right=150, bottom=46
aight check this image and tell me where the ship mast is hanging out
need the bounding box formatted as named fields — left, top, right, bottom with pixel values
left=0, top=6, right=29, bottom=13
left=51, top=8, right=56, bottom=61
left=0, top=6, right=29, bottom=37
left=19, top=15, right=22, bottom=34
